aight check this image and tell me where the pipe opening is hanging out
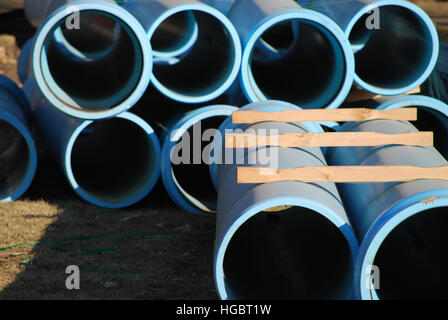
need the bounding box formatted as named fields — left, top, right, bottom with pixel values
left=249, top=20, right=346, bottom=109
left=0, top=120, right=31, bottom=199
left=42, top=10, right=143, bottom=110
left=153, top=11, right=236, bottom=99
left=152, top=11, right=197, bottom=55
left=373, top=206, right=448, bottom=299
left=223, top=206, right=352, bottom=299
left=351, top=6, right=433, bottom=89
left=71, top=118, right=158, bottom=206
left=171, top=116, right=226, bottom=212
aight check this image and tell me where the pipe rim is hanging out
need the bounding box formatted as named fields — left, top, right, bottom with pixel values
left=149, top=4, right=242, bottom=103
left=32, top=1, right=152, bottom=120
left=357, top=191, right=448, bottom=300
left=346, top=0, right=439, bottom=95
left=376, top=95, right=448, bottom=117
left=0, top=112, right=37, bottom=202
left=161, top=105, right=237, bottom=214
left=240, top=9, right=354, bottom=109
left=0, top=75, right=37, bottom=201
left=214, top=191, right=358, bottom=299
left=64, top=112, right=161, bottom=208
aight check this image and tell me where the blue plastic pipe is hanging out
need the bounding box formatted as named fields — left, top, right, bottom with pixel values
left=213, top=100, right=359, bottom=299
left=209, top=100, right=330, bottom=189
left=376, top=95, right=448, bottom=160
left=24, top=78, right=161, bottom=208
left=227, top=0, right=354, bottom=109
left=124, top=0, right=242, bottom=104
left=327, top=120, right=448, bottom=300
left=160, top=105, right=237, bottom=214
left=0, top=76, right=37, bottom=202
left=302, top=0, right=439, bottom=96
left=23, top=0, right=152, bottom=119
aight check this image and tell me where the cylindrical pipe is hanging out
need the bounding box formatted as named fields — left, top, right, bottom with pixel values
left=227, top=0, right=354, bottom=109
left=214, top=101, right=358, bottom=299
left=24, top=0, right=152, bottom=119
left=124, top=0, right=242, bottom=103
left=327, top=120, right=448, bottom=299
left=209, top=100, right=325, bottom=189
left=0, top=75, right=37, bottom=201
left=161, top=105, right=237, bottom=214
left=376, top=95, right=448, bottom=160
left=133, top=88, right=235, bottom=213
left=24, top=78, right=161, bottom=208
left=303, top=0, right=439, bottom=95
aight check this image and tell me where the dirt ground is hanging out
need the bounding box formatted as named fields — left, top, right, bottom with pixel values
left=0, top=1, right=447, bottom=300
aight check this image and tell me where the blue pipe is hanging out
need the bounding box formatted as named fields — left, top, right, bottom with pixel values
left=124, top=0, right=242, bottom=104
left=24, top=0, right=152, bottom=119
left=227, top=0, right=354, bottom=109
left=24, top=78, right=161, bottom=209
left=327, top=120, right=448, bottom=299
left=376, top=95, right=448, bottom=160
left=209, top=100, right=327, bottom=189
left=0, top=76, right=37, bottom=201
left=201, top=0, right=236, bottom=15
left=161, top=105, right=237, bottom=214
left=302, top=0, right=439, bottom=96
left=213, top=100, right=358, bottom=299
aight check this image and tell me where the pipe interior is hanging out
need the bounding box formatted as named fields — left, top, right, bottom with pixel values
left=152, top=11, right=197, bottom=54
left=0, top=120, right=30, bottom=199
left=250, top=19, right=346, bottom=109
left=373, top=206, right=448, bottom=299
left=223, top=206, right=352, bottom=299
left=71, top=118, right=158, bottom=205
left=59, top=12, right=118, bottom=56
left=171, top=116, right=226, bottom=212
left=153, top=11, right=236, bottom=97
left=351, top=6, right=433, bottom=89
left=43, top=11, right=143, bottom=110
left=348, top=19, right=372, bottom=52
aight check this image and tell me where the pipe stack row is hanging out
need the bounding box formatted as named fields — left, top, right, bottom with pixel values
left=0, top=0, right=446, bottom=299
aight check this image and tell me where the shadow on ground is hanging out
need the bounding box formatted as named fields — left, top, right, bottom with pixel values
left=0, top=152, right=217, bottom=299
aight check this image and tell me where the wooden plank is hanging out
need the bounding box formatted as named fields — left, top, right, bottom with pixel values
left=232, top=108, right=417, bottom=124
left=237, top=166, right=448, bottom=184
left=225, top=132, right=433, bottom=148
left=345, top=86, right=421, bottom=103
